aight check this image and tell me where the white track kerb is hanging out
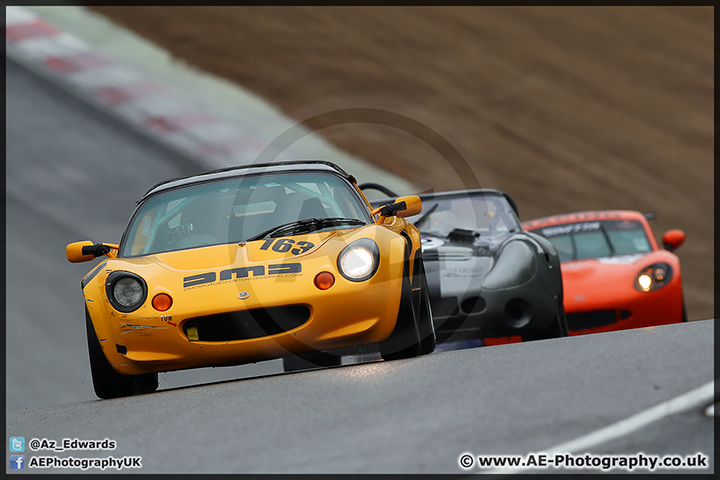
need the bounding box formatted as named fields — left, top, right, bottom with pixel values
left=5, top=6, right=415, bottom=194
left=481, top=379, right=715, bottom=475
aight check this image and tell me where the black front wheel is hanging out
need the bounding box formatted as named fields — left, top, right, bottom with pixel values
left=86, top=308, right=157, bottom=399
left=521, top=298, right=568, bottom=342
left=379, top=257, right=431, bottom=360
left=416, top=265, right=437, bottom=355
left=556, top=299, right=569, bottom=336
left=134, top=372, right=159, bottom=394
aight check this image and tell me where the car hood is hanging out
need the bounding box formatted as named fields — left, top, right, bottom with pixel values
left=422, top=241, right=494, bottom=275
left=561, top=253, right=650, bottom=283
left=421, top=232, right=517, bottom=296
left=560, top=252, right=674, bottom=310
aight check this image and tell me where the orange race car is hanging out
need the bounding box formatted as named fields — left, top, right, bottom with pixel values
left=522, top=210, right=686, bottom=335
left=66, top=161, right=435, bottom=399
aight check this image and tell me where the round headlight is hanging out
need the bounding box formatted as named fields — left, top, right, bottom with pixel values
left=114, top=277, right=144, bottom=306
left=634, top=263, right=672, bottom=292
left=337, top=239, right=380, bottom=282
left=637, top=274, right=652, bottom=292
left=341, top=247, right=374, bottom=278
left=106, top=271, right=148, bottom=312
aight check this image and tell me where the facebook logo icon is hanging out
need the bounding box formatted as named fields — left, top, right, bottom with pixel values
left=9, top=455, right=24, bottom=470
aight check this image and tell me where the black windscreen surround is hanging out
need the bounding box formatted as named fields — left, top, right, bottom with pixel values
left=120, top=172, right=371, bottom=257
left=530, top=220, right=652, bottom=262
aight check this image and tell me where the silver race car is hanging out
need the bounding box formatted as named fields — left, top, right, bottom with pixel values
left=363, top=185, right=567, bottom=344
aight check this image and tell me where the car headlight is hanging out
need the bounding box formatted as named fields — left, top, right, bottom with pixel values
left=337, top=238, right=380, bottom=282
left=634, top=263, right=672, bottom=292
left=106, top=271, right=148, bottom=312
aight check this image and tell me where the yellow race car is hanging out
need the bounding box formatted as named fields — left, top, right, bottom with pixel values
left=67, top=161, right=435, bottom=399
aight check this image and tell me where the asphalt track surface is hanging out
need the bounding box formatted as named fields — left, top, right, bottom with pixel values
left=7, top=57, right=198, bottom=411
left=5, top=58, right=715, bottom=474
left=7, top=321, right=714, bottom=474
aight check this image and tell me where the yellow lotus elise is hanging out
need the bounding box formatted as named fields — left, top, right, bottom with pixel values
left=67, top=161, right=435, bottom=399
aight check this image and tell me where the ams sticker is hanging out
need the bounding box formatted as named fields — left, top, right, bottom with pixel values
left=183, top=263, right=302, bottom=288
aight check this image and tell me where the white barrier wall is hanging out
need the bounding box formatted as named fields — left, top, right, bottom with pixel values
left=6, top=5, right=415, bottom=194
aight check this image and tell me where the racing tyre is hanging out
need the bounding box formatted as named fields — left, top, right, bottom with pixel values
left=283, top=351, right=342, bottom=372
left=134, top=372, right=159, bottom=395
left=416, top=264, right=437, bottom=355
left=85, top=308, right=137, bottom=399
left=521, top=298, right=568, bottom=342
left=379, top=261, right=423, bottom=361
left=556, top=299, right=569, bottom=337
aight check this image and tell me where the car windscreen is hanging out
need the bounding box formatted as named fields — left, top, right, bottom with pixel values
left=529, top=220, right=652, bottom=262
left=120, top=171, right=371, bottom=257
left=413, top=193, right=521, bottom=237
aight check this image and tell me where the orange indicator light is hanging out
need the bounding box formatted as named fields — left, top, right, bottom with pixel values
left=152, top=293, right=173, bottom=311
left=314, top=272, right=335, bottom=290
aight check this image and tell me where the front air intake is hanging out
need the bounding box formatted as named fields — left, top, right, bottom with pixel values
left=461, top=296, right=487, bottom=314
left=566, top=310, right=620, bottom=330
left=183, top=305, right=310, bottom=342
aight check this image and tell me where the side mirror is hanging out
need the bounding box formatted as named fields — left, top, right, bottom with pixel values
left=396, top=195, right=422, bottom=218
left=66, top=241, right=118, bottom=263
left=372, top=195, right=422, bottom=219
left=661, top=229, right=685, bottom=252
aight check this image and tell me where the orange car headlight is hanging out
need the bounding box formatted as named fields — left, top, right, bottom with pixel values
left=337, top=238, right=380, bottom=282
left=635, top=263, right=672, bottom=292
